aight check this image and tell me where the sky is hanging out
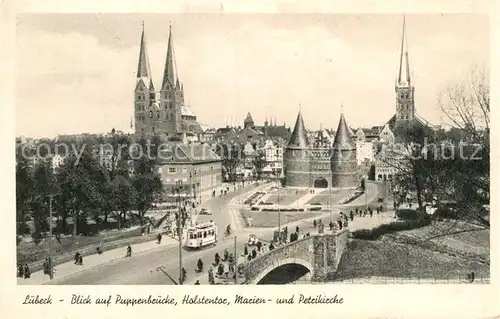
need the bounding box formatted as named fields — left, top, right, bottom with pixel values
left=15, top=14, right=489, bottom=138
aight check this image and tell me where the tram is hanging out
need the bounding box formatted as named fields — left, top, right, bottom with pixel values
left=183, top=221, right=218, bottom=249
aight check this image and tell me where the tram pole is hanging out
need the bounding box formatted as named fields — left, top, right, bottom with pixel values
left=277, top=190, right=281, bottom=244
left=48, top=195, right=54, bottom=280
left=234, top=236, right=237, bottom=284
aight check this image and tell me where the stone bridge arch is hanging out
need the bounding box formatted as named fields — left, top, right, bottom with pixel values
left=249, top=257, right=313, bottom=285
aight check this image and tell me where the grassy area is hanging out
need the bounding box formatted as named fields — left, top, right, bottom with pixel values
left=397, top=220, right=490, bottom=262
left=17, top=227, right=144, bottom=265
left=240, top=209, right=323, bottom=228
left=306, top=190, right=350, bottom=205
left=336, top=238, right=489, bottom=280
left=265, top=189, right=308, bottom=205
left=336, top=220, right=490, bottom=281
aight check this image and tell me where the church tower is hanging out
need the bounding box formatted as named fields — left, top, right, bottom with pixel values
left=160, top=25, right=184, bottom=135
left=331, top=112, right=358, bottom=188
left=134, top=23, right=157, bottom=136
left=284, top=111, right=311, bottom=187
left=394, top=15, right=415, bottom=128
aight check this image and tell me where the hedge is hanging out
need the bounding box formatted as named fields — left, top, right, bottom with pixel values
left=352, top=218, right=431, bottom=240
left=395, top=209, right=427, bottom=220
left=260, top=208, right=305, bottom=212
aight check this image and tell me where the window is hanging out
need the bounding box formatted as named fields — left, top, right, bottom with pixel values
left=182, top=167, right=187, bottom=174
left=168, top=167, right=176, bottom=173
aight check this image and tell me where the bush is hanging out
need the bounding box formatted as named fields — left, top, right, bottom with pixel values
left=352, top=218, right=431, bottom=240
left=251, top=207, right=260, bottom=211
left=396, top=209, right=427, bottom=220
left=308, top=207, right=322, bottom=211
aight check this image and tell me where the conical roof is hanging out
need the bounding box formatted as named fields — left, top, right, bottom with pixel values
left=332, top=113, right=355, bottom=150
left=136, top=24, right=153, bottom=88
left=287, top=111, right=309, bottom=149
left=162, top=26, right=177, bottom=90
left=244, top=112, right=254, bottom=123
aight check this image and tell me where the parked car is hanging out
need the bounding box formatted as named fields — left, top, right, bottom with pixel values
left=199, top=208, right=212, bottom=215
left=248, top=234, right=260, bottom=246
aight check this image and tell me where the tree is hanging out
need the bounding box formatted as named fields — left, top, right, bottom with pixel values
left=383, top=65, right=490, bottom=239
left=30, top=160, right=59, bottom=240
left=16, top=147, right=33, bottom=234
left=112, top=175, right=138, bottom=229
left=132, top=173, right=163, bottom=226
left=251, top=149, right=266, bottom=180
left=434, top=65, right=490, bottom=231
left=216, top=143, right=242, bottom=182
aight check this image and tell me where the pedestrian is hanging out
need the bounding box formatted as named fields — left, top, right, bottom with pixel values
left=24, top=264, right=31, bottom=279
left=296, top=225, right=300, bottom=233
left=214, top=253, right=220, bottom=265
left=157, top=233, right=162, bottom=244
left=74, top=252, right=81, bottom=264
left=337, top=219, right=343, bottom=230
left=223, top=248, right=229, bottom=261
left=244, top=245, right=248, bottom=256
left=194, top=280, right=200, bottom=285
left=252, top=249, right=257, bottom=259
left=43, top=259, right=49, bottom=275
left=329, top=221, right=333, bottom=231
left=350, top=211, right=354, bottom=221
left=369, top=208, right=373, bottom=217
left=78, top=254, right=83, bottom=266
left=313, top=220, right=317, bottom=228
left=18, top=264, right=24, bottom=278
left=147, top=226, right=150, bottom=235
left=96, top=246, right=102, bottom=255
left=256, top=241, right=262, bottom=252
left=126, top=245, right=132, bottom=257
left=269, top=242, right=275, bottom=250
left=217, top=263, right=224, bottom=276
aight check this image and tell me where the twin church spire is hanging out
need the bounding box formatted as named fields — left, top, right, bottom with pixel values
left=136, top=23, right=183, bottom=93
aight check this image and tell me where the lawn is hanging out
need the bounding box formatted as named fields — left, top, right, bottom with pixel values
left=397, top=220, right=490, bottom=262
left=306, top=190, right=350, bottom=205
left=335, top=238, right=490, bottom=281
left=240, top=209, right=323, bottom=228
left=265, top=189, right=308, bottom=205
left=17, top=226, right=145, bottom=265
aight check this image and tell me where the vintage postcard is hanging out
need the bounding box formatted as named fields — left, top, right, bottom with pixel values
left=1, top=1, right=498, bottom=318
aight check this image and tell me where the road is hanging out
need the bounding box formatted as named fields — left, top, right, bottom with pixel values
left=48, top=183, right=263, bottom=285
left=48, top=182, right=372, bottom=285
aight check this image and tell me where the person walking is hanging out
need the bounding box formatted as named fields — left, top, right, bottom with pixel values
left=78, top=254, right=83, bottom=266
left=126, top=245, right=132, bottom=257
left=157, top=233, right=162, bottom=244
left=23, top=264, right=31, bottom=279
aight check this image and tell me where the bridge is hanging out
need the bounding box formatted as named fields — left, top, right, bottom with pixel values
left=243, top=230, right=349, bottom=284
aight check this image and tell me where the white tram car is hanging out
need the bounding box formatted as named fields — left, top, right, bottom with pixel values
left=183, top=221, right=218, bottom=249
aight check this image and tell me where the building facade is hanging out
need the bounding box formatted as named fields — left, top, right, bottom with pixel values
left=261, top=139, right=284, bottom=177
left=157, top=143, right=222, bottom=202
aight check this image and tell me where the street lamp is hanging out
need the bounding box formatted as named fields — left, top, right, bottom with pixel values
left=172, top=180, right=187, bottom=285
left=47, top=194, right=55, bottom=280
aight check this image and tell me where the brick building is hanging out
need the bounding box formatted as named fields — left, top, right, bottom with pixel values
left=283, top=111, right=359, bottom=189
left=157, top=143, right=222, bottom=202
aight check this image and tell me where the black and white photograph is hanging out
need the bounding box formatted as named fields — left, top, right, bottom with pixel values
left=11, top=12, right=491, bottom=288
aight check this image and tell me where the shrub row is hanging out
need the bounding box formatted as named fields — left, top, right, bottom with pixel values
left=340, top=192, right=364, bottom=205
left=261, top=208, right=306, bottom=212
left=244, top=191, right=266, bottom=205
left=352, top=218, right=431, bottom=240
left=395, top=209, right=428, bottom=220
